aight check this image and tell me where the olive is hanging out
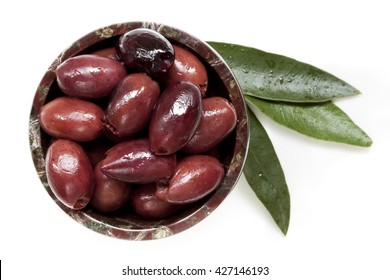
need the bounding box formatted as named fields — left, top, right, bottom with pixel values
left=182, top=97, right=237, bottom=153
left=39, top=97, right=104, bottom=142
left=45, top=139, right=94, bottom=210
left=130, top=183, right=181, bottom=219
left=149, top=81, right=202, bottom=155
left=116, top=28, right=174, bottom=76
left=164, top=45, right=208, bottom=96
left=56, top=54, right=126, bottom=99
left=100, top=139, right=176, bottom=184
left=90, top=161, right=131, bottom=213
left=156, top=155, right=224, bottom=204
left=105, top=73, right=160, bottom=138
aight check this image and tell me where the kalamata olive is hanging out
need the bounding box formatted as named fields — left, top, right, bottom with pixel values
left=149, top=81, right=202, bottom=155
left=182, top=97, right=237, bottom=154
left=105, top=73, right=160, bottom=138
left=39, top=96, right=104, bottom=142
left=130, top=183, right=181, bottom=219
left=92, top=47, right=119, bottom=60
left=100, top=139, right=176, bottom=183
left=56, top=54, right=126, bottom=98
left=156, top=155, right=224, bottom=204
left=116, top=28, right=174, bottom=76
left=90, top=161, right=131, bottom=213
left=164, top=45, right=208, bottom=96
left=45, top=139, right=94, bottom=210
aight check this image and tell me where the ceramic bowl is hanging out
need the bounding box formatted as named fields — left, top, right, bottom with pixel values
left=29, top=21, right=248, bottom=240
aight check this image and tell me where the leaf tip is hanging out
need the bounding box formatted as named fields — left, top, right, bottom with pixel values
left=355, top=131, right=373, bottom=147
left=363, top=136, right=373, bottom=147
left=277, top=215, right=290, bottom=236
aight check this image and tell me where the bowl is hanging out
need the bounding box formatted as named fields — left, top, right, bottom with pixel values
left=29, top=21, right=248, bottom=240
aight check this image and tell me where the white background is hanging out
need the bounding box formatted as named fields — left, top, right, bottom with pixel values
left=1, top=0, right=389, bottom=279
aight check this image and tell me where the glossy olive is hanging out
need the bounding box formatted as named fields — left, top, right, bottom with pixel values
left=164, top=45, right=208, bottom=95
left=90, top=161, right=131, bottom=213
left=105, top=73, right=160, bottom=138
left=116, top=28, right=174, bottom=76
left=56, top=54, right=126, bottom=99
left=149, top=81, right=202, bottom=155
left=100, top=139, right=176, bottom=183
left=39, top=97, right=104, bottom=142
left=182, top=97, right=237, bottom=153
left=45, top=139, right=94, bottom=210
left=130, top=183, right=181, bottom=219
left=156, top=155, right=224, bottom=204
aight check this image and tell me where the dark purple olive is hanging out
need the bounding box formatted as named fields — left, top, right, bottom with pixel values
left=39, top=97, right=104, bottom=142
left=116, top=28, right=174, bottom=76
left=156, top=155, right=224, bottom=204
left=130, top=183, right=181, bottom=219
left=182, top=97, right=237, bottom=153
left=149, top=81, right=202, bottom=155
left=90, top=161, right=131, bottom=213
left=164, top=45, right=208, bottom=96
left=105, top=73, right=160, bottom=138
left=56, top=54, right=126, bottom=99
left=45, top=139, right=94, bottom=210
left=100, top=139, right=176, bottom=184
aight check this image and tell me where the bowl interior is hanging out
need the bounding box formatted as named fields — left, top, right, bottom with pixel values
left=29, top=22, right=248, bottom=240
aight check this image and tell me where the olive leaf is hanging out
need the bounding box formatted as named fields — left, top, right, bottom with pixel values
left=246, top=96, right=373, bottom=147
left=210, top=40, right=371, bottom=236
left=208, top=41, right=360, bottom=103
left=244, top=108, right=290, bottom=235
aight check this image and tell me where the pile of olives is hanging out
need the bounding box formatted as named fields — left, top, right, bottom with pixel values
left=39, top=28, right=237, bottom=219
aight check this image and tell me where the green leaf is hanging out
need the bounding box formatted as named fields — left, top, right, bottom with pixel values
left=207, top=41, right=360, bottom=103
left=244, top=108, right=290, bottom=235
left=246, top=96, right=373, bottom=147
